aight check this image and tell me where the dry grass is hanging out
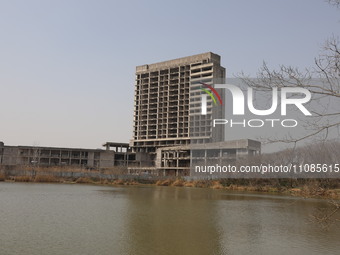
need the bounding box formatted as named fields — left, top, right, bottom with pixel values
left=156, top=179, right=173, bottom=186
left=111, top=179, right=139, bottom=185
left=113, top=179, right=126, bottom=185
left=14, top=176, right=32, bottom=182
left=126, top=180, right=139, bottom=185
left=191, top=180, right=211, bottom=188
left=211, top=181, right=224, bottom=189
left=2, top=168, right=339, bottom=199
left=183, top=181, right=195, bottom=187
left=101, top=179, right=110, bottom=185
left=171, top=179, right=185, bottom=187
left=75, top=177, right=93, bottom=184
left=34, top=175, right=59, bottom=183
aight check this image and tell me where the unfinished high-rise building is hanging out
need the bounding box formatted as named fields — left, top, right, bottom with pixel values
left=132, top=52, right=225, bottom=151
left=129, top=52, right=261, bottom=175
left=131, top=52, right=260, bottom=176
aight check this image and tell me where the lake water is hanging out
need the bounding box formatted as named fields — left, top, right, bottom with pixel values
left=0, top=182, right=339, bottom=255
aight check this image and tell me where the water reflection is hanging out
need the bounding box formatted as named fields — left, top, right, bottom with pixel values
left=120, top=187, right=224, bottom=255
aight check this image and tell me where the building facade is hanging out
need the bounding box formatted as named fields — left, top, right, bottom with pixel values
left=130, top=53, right=261, bottom=176
left=0, top=141, right=136, bottom=169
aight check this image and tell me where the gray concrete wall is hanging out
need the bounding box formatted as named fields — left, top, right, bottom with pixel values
left=98, top=151, right=115, bottom=168
left=2, top=147, right=19, bottom=165
left=87, top=152, right=94, bottom=167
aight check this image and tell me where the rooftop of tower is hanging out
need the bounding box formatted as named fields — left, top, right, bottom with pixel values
left=136, top=52, right=221, bottom=73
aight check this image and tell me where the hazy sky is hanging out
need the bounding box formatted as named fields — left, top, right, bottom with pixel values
left=0, top=0, right=339, bottom=149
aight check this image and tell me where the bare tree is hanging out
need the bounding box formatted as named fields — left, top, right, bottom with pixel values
left=327, top=0, right=340, bottom=8
left=30, top=143, right=40, bottom=178
left=240, top=22, right=339, bottom=145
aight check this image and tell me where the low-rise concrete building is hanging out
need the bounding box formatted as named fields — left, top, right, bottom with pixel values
left=0, top=141, right=136, bottom=169
left=128, top=139, right=261, bottom=176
